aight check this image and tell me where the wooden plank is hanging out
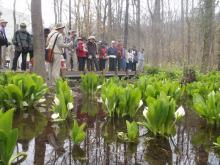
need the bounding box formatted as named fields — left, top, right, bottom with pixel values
left=62, top=71, right=136, bottom=79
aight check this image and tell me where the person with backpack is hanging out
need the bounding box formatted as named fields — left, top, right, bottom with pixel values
left=12, top=23, right=31, bottom=71
left=0, top=19, right=9, bottom=69
left=46, top=23, right=73, bottom=85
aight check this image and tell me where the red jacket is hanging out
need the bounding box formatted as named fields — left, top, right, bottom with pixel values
left=76, top=40, right=87, bottom=58
left=99, top=47, right=107, bottom=59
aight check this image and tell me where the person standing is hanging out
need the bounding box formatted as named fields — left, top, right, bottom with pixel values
left=132, top=46, right=138, bottom=71
left=12, top=23, right=31, bottom=71
left=126, top=48, right=133, bottom=71
left=98, top=42, right=107, bottom=71
left=138, top=49, right=145, bottom=71
left=76, top=37, right=87, bottom=71
left=121, top=47, right=127, bottom=71
left=46, top=23, right=73, bottom=85
left=116, top=41, right=123, bottom=71
left=87, top=36, right=99, bottom=71
left=0, top=19, right=9, bottom=69
left=107, top=41, right=117, bottom=71
left=69, top=30, right=78, bottom=71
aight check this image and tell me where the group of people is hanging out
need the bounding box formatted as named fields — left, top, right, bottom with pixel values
left=45, top=23, right=145, bottom=85
left=0, top=19, right=145, bottom=85
left=0, top=19, right=33, bottom=71
left=74, top=37, right=145, bottom=72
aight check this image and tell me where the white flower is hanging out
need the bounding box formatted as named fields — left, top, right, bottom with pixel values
left=67, top=102, right=74, bottom=110
left=51, top=113, right=60, bottom=119
left=143, top=107, right=148, bottom=118
left=138, top=100, right=143, bottom=109
left=97, top=85, right=102, bottom=89
left=23, top=101, right=28, bottom=107
left=39, top=98, right=46, bottom=103
left=175, top=106, right=185, bottom=119
left=97, top=97, right=103, bottom=103
left=54, top=96, right=60, bottom=105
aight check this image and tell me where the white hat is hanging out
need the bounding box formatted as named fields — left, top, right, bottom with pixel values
left=111, top=40, right=116, bottom=44
left=0, top=19, right=8, bottom=24
left=55, top=23, right=65, bottom=30
left=88, top=36, right=96, bottom=40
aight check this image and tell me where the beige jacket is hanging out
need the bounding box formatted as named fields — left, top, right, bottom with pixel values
left=46, top=30, right=71, bottom=54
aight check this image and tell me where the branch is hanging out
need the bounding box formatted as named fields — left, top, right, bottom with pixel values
left=147, top=0, right=153, bottom=17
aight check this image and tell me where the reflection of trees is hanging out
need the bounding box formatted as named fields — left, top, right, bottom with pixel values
left=13, top=110, right=47, bottom=152
left=191, top=127, right=220, bottom=165
left=144, top=137, right=172, bottom=165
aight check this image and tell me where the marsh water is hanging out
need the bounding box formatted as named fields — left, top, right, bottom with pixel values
left=13, top=86, right=220, bottom=165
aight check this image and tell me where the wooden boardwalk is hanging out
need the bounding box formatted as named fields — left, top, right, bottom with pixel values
left=62, top=70, right=137, bottom=79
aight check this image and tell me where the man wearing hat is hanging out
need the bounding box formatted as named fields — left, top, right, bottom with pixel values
left=0, top=19, right=9, bottom=69
left=86, top=35, right=99, bottom=71
left=46, top=23, right=73, bottom=85
left=67, top=29, right=78, bottom=70
left=12, top=23, right=31, bottom=71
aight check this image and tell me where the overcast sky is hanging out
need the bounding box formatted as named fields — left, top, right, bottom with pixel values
left=1, top=0, right=55, bottom=27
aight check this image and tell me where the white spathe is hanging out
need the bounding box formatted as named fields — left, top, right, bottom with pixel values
left=67, top=102, right=74, bottom=110
left=97, top=85, right=102, bottom=89
left=143, top=107, right=149, bottom=119
left=39, top=98, right=46, bottom=103
left=138, top=100, right=143, bottom=109
left=51, top=113, right=60, bottom=119
left=54, top=96, right=60, bottom=105
left=23, top=101, right=28, bottom=107
left=175, top=106, right=185, bottom=119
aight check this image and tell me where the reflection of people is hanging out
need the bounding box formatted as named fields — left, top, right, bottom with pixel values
left=46, top=23, right=73, bottom=85
left=0, top=19, right=9, bottom=69
left=12, top=23, right=31, bottom=71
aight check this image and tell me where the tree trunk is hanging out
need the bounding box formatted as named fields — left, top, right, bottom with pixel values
left=69, top=0, right=71, bottom=29
left=124, top=0, right=129, bottom=49
left=186, top=0, right=191, bottom=65
left=31, top=0, right=47, bottom=79
left=107, top=0, right=112, bottom=42
left=136, top=0, right=141, bottom=49
left=181, top=0, right=185, bottom=63
left=151, top=0, right=161, bottom=66
left=54, top=0, right=58, bottom=24
left=13, top=0, right=17, bottom=33
left=201, top=0, right=215, bottom=73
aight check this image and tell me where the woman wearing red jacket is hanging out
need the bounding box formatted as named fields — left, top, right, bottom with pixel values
left=76, top=37, right=87, bottom=71
left=98, top=42, right=107, bottom=71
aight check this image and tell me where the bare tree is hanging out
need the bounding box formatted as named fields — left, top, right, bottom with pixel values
left=108, top=0, right=112, bottom=41
left=201, top=0, right=216, bottom=73
left=124, top=0, right=129, bottom=49
left=69, top=0, right=71, bottom=29
left=31, top=0, right=46, bottom=78
left=13, top=0, right=17, bottom=33
left=147, top=0, right=161, bottom=66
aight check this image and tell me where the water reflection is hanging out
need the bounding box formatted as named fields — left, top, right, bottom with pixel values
left=144, top=137, right=172, bottom=165
left=13, top=95, right=220, bottom=165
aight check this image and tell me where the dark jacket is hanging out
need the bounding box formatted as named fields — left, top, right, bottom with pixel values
left=87, top=41, right=97, bottom=57
left=0, top=26, right=8, bottom=47
left=12, top=30, right=31, bottom=52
